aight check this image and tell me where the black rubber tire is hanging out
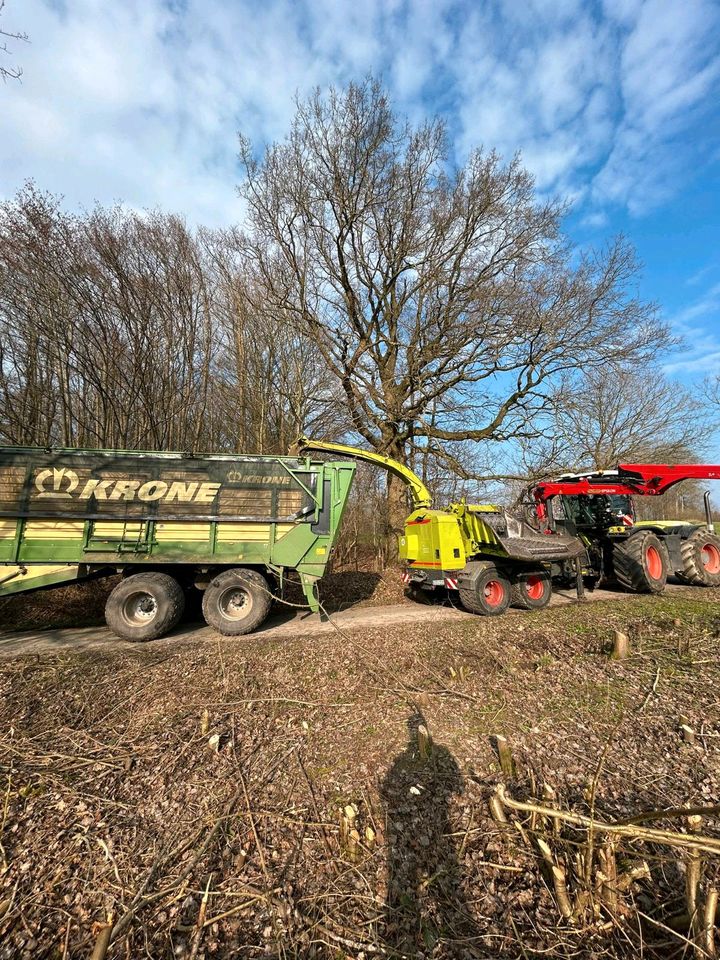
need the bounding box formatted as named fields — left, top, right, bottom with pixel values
left=105, top=571, right=185, bottom=642
left=678, top=530, right=720, bottom=587
left=202, top=568, right=273, bottom=636
left=612, top=531, right=669, bottom=594
left=458, top=565, right=511, bottom=616
left=510, top=568, right=552, bottom=610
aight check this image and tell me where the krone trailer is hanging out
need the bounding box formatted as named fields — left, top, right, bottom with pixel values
left=0, top=446, right=355, bottom=640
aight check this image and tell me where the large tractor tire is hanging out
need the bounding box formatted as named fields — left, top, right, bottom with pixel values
left=612, top=531, right=669, bottom=594
left=457, top=562, right=511, bottom=617
left=678, top=530, right=720, bottom=587
left=510, top=568, right=552, bottom=610
left=202, top=568, right=273, bottom=636
left=105, top=571, right=185, bottom=641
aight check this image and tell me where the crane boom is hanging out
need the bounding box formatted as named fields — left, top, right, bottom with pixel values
left=295, top=436, right=433, bottom=508
left=533, top=463, right=720, bottom=514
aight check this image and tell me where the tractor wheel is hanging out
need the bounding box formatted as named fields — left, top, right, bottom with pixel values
left=612, top=531, right=669, bottom=594
left=105, top=571, right=185, bottom=642
left=202, top=568, right=273, bottom=636
left=510, top=568, right=552, bottom=610
left=678, top=530, right=720, bottom=587
left=458, top=565, right=511, bottom=616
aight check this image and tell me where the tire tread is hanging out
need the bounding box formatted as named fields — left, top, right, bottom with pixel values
left=202, top=568, right=272, bottom=636
left=105, top=571, right=185, bottom=642
left=679, top=530, right=720, bottom=587
left=612, top=532, right=668, bottom=594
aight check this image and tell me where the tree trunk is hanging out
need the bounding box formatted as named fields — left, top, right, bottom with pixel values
left=386, top=471, right=409, bottom=541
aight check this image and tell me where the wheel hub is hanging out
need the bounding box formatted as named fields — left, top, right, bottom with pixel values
left=525, top=575, right=545, bottom=600
left=645, top=545, right=663, bottom=580
left=701, top=543, right=720, bottom=575
left=219, top=587, right=252, bottom=620
left=122, top=591, right=157, bottom=625
left=484, top=580, right=504, bottom=607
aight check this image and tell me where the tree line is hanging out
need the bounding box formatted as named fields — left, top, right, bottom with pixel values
left=0, top=79, right=713, bottom=542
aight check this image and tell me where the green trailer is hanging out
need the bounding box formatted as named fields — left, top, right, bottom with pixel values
left=0, top=446, right=355, bottom=640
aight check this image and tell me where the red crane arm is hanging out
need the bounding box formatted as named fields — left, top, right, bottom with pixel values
left=532, top=464, right=720, bottom=517
left=618, top=464, right=720, bottom=494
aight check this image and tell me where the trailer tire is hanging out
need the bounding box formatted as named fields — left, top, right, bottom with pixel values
left=678, top=530, right=720, bottom=587
left=612, top=531, right=668, bottom=594
left=202, top=568, right=272, bottom=636
left=105, top=572, right=185, bottom=642
left=458, top=563, right=511, bottom=616
left=510, top=568, right=552, bottom=610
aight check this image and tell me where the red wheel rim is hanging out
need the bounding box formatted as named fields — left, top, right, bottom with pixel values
left=646, top=545, right=663, bottom=580
left=484, top=580, right=505, bottom=607
left=701, top=543, right=720, bottom=574
left=526, top=575, right=545, bottom=600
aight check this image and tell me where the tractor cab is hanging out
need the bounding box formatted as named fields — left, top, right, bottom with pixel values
left=558, top=493, right=635, bottom=534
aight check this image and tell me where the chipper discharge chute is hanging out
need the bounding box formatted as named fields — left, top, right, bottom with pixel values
left=0, top=446, right=355, bottom=640
left=297, top=437, right=584, bottom=617
left=531, top=463, right=720, bottom=593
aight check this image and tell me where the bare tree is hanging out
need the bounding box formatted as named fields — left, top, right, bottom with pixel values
left=519, top=365, right=712, bottom=476
left=238, top=79, right=675, bottom=528
left=1, top=0, right=27, bottom=82
left=0, top=184, right=339, bottom=455
left=705, top=373, right=720, bottom=410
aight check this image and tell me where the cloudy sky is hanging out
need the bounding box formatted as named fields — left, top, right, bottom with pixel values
left=1, top=0, right=720, bottom=388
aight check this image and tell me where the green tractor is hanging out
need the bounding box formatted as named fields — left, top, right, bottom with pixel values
left=531, top=464, right=720, bottom=593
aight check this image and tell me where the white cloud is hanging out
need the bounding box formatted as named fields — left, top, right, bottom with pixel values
left=0, top=0, right=718, bottom=227
left=592, top=0, right=720, bottom=213
left=663, top=281, right=720, bottom=375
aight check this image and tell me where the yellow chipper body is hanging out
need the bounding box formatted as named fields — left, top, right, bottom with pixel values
left=298, top=438, right=584, bottom=616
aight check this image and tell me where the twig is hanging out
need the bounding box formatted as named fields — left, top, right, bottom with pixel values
left=496, top=785, right=720, bottom=856
left=639, top=665, right=661, bottom=712
left=89, top=914, right=114, bottom=960
left=188, top=873, right=213, bottom=960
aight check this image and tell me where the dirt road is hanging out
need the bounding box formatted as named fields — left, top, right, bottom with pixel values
left=0, top=582, right=692, bottom=658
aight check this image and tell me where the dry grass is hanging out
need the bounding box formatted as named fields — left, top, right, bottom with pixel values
left=0, top=591, right=719, bottom=957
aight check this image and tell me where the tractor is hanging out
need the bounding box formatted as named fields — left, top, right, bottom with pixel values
left=531, top=464, right=720, bottom=593
left=297, top=437, right=584, bottom=616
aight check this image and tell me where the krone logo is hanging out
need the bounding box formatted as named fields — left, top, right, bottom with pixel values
left=35, top=468, right=80, bottom=499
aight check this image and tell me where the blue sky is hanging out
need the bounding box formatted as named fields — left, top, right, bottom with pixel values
left=1, top=0, right=720, bottom=396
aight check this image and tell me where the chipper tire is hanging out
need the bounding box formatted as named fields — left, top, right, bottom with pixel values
left=510, top=568, right=552, bottom=610
left=678, top=529, right=720, bottom=587
left=202, top=568, right=272, bottom=636
left=457, top=562, right=511, bottom=617
left=612, top=531, right=669, bottom=594
left=105, top=571, right=185, bottom=642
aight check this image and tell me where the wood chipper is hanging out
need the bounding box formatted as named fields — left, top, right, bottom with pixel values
left=0, top=446, right=355, bottom=640
left=297, top=437, right=584, bottom=616
left=531, top=464, right=720, bottom=592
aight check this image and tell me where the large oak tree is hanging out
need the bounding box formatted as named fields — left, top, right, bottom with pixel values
left=238, top=80, right=673, bottom=528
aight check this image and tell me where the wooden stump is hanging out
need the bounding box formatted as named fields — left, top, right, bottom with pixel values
left=611, top=630, right=630, bottom=660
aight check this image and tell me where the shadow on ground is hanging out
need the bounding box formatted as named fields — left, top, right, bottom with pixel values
left=381, top=711, right=482, bottom=957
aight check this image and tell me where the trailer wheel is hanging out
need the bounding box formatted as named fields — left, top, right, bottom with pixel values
left=612, top=531, right=668, bottom=594
left=678, top=530, right=720, bottom=587
left=458, top=565, right=511, bottom=616
left=105, top=572, right=185, bottom=642
left=510, top=568, right=552, bottom=610
left=202, top=568, right=272, bottom=636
